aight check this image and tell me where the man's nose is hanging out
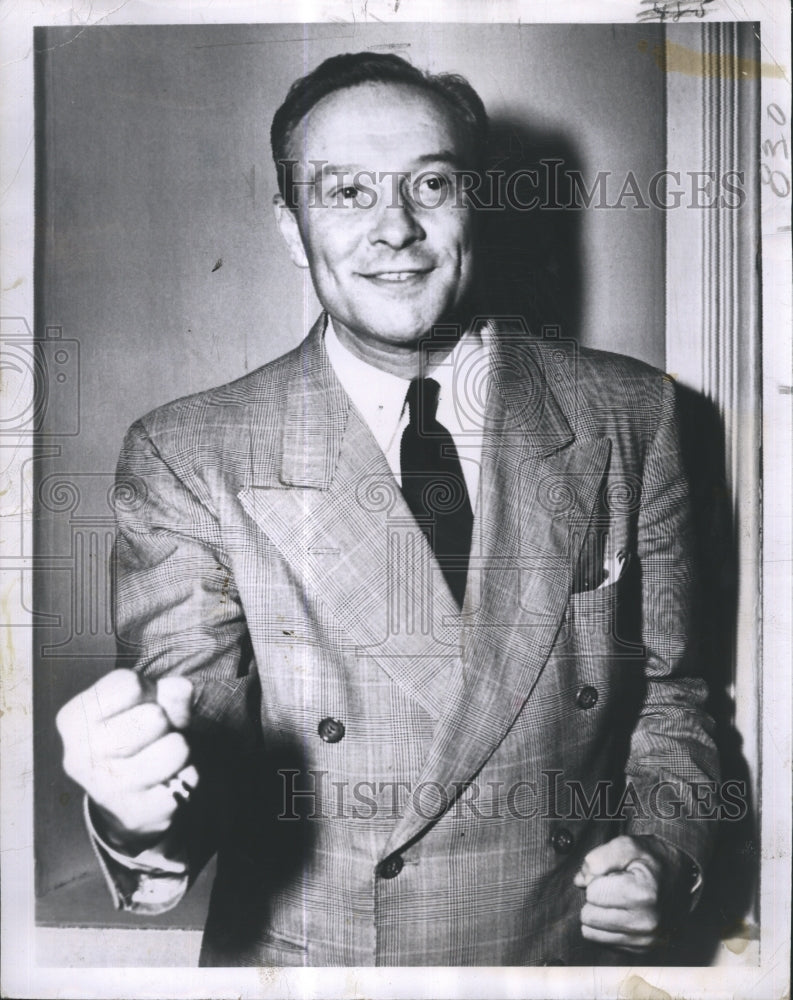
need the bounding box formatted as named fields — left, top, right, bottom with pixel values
left=367, top=193, right=426, bottom=249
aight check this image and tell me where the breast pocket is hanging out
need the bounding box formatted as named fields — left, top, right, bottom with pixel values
left=565, top=566, right=644, bottom=665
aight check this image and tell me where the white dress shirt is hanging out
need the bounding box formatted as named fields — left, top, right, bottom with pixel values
left=324, top=316, right=489, bottom=510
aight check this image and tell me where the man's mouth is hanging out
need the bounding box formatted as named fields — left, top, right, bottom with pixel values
left=361, top=268, right=434, bottom=285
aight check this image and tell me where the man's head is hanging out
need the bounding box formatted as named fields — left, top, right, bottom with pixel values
left=271, top=52, right=488, bottom=202
left=270, top=52, right=488, bottom=370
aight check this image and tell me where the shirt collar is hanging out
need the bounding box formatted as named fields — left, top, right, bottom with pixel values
left=325, top=314, right=486, bottom=402
left=323, top=314, right=487, bottom=455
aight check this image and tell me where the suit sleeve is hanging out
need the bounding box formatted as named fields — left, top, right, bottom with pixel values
left=104, top=417, right=262, bottom=910
left=623, top=375, right=720, bottom=884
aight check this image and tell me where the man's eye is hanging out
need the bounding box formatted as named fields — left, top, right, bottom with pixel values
left=414, top=173, right=450, bottom=202
left=423, top=175, right=446, bottom=190
left=337, top=186, right=361, bottom=203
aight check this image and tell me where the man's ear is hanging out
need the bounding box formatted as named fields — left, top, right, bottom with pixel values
left=273, top=194, right=309, bottom=269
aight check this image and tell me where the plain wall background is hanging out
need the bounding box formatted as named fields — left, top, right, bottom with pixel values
left=34, top=22, right=667, bottom=920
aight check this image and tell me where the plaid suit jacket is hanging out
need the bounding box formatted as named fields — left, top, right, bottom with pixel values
left=112, top=315, right=719, bottom=966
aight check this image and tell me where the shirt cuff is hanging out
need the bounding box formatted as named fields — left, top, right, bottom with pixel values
left=84, top=796, right=189, bottom=914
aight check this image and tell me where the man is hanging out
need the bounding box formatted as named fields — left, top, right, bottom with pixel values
left=56, top=51, right=719, bottom=966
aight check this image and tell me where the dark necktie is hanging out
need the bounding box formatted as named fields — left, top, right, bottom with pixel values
left=399, top=377, right=473, bottom=607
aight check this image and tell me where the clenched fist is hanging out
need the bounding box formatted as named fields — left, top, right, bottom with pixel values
left=574, top=834, right=689, bottom=953
left=56, top=669, right=198, bottom=853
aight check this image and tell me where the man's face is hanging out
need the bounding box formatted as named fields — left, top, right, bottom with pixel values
left=274, top=82, right=476, bottom=357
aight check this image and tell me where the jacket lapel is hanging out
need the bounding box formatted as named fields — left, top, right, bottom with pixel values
left=237, top=317, right=462, bottom=722
left=385, top=330, right=611, bottom=853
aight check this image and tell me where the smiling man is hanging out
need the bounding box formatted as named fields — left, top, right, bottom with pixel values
left=272, top=78, right=477, bottom=372
left=56, top=52, right=719, bottom=966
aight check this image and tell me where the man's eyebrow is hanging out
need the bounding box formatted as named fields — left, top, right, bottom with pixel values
left=319, top=164, right=362, bottom=178
left=317, top=152, right=466, bottom=178
left=413, top=151, right=465, bottom=169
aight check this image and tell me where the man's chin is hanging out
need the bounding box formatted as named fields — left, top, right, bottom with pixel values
left=350, top=316, right=447, bottom=348
left=364, top=305, right=470, bottom=343
left=329, top=297, right=470, bottom=355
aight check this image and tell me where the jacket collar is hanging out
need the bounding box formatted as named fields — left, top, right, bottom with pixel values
left=277, top=313, right=351, bottom=489
left=249, top=314, right=575, bottom=490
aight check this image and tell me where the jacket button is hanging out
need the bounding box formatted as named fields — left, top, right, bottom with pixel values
left=576, top=686, right=598, bottom=710
left=376, top=855, right=404, bottom=879
left=551, top=827, right=575, bottom=854
left=317, top=717, right=345, bottom=743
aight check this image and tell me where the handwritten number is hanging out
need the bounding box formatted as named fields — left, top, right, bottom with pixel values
left=643, top=0, right=712, bottom=20
left=760, top=165, right=791, bottom=199
left=762, top=104, right=791, bottom=198
left=762, top=137, right=789, bottom=160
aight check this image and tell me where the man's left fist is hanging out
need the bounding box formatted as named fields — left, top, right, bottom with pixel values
left=574, top=834, right=687, bottom=953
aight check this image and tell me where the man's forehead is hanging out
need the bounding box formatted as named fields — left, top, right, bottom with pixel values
left=289, top=81, right=466, bottom=164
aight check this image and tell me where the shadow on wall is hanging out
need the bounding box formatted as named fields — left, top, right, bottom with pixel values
left=671, top=385, right=759, bottom=964
left=475, top=116, right=584, bottom=342
left=479, top=116, right=758, bottom=964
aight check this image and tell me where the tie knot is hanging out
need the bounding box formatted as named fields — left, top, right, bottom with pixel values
left=405, top=377, right=440, bottom=429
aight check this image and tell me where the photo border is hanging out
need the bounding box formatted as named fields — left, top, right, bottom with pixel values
left=1, top=2, right=789, bottom=998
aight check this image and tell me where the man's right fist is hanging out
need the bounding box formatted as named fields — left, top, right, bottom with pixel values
left=56, top=669, right=198, bottom=852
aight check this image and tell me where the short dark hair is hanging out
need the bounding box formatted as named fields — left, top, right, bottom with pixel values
left=270, top=51, right=488, bottom=199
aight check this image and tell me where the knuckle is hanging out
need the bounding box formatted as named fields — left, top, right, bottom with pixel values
left=158, top=675, right=193, bottom=699
left=645, top=912, right=660, bottom=933
left=155, top=731, right=190, bottom=771
left=172, top=743, right=191, bottom=769
left=585, top=881, right=603, bottom=903
left=120, top=670, right=144, bottom=701
left=633, top=881, right=658, bottom=903
left=112, top=667, right=142, bottom=689
left=166, top=730, right=189, bottom=754
left=106, top=669, right=144, bottom=704
left=632, top=912, right=657, bottom=933
left=138, top=702, right=170, bottom=734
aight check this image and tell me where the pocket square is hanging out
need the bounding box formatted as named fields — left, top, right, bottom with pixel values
left=573, top=532, right=631, bottom=594
left=594, top=547, right=631, bottom=591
